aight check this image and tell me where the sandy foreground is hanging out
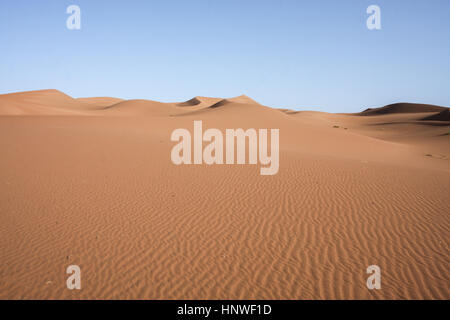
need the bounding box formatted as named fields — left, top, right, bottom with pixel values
left=0, top=90, right=448, bottom=299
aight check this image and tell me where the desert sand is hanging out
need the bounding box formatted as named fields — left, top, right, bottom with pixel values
left=0, top=89, right=448, bottom=299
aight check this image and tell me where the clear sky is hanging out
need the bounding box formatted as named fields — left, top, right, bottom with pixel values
left=1, top=0, right=449, bottom=112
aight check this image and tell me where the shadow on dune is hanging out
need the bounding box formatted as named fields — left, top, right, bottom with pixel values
left=422, top=109, right=450, bottom=121
left=359, top=103, right=447, bottom=116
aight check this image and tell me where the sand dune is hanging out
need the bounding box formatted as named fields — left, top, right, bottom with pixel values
left=359, top=103, right=447, bottom=116
left=0, top=90, right=448, bottom=299
left=0, top=90, right=102, bottom=115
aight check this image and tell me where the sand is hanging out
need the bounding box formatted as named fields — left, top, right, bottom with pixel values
left=0, top=89, right=448, bottom=299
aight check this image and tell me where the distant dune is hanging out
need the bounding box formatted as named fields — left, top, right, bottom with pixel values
left=0, top=89, right=123, bottom=115
left=359, top=102, right=448, bottom=116
left=76, top=97, right=124, bottom=108
left=176, top=96, right=222, bottom=108
left=0, top=90, right=449, bottom=300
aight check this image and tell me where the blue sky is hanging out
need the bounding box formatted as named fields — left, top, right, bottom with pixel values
left=1, top=0, right=449, bottom=112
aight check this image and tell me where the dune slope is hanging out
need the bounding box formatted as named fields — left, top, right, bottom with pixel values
left=359, top=103, right=447, bottom=116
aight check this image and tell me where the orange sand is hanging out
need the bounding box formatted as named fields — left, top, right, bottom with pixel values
left=0, top=90, right=448, bottom=299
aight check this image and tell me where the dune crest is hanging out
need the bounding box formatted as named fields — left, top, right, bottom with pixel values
left=0, top=89, right=123, bottom=115
left=359, top=103, right=447, bottom=116
left=176, top=96, right=223, bottom=109
left=76, top=97, right=124, bottom=108
left=226, top=94, right=261, bottom=105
